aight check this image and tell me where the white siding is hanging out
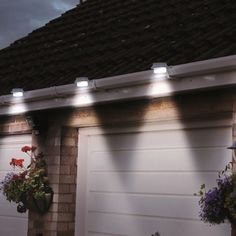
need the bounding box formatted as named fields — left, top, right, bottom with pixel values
left=76, top=123, right=231, bottom=236
left=0, top=134, right=31, bottom=236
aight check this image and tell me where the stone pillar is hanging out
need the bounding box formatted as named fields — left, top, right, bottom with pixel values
left=28, top=126, right=78, bottom=236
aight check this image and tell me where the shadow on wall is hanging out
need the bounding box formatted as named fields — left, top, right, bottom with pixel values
left=91, top=99, right=156, bottom=235
left=171, top=90, right=232, bottom=173
left=87, top=86, right=233, bottom=236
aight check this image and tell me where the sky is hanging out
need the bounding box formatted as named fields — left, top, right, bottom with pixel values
left=0, top=0, right=79, bottom=49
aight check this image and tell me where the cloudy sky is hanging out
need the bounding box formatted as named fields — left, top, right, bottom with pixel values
left=0, top=0, right=79, bottom=49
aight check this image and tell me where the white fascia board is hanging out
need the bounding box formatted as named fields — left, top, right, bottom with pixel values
left=1, top=55, right=236, bottom=115
left=1, top=71, right=236, bottom=116
left=168, top=55, right=236, bottom=77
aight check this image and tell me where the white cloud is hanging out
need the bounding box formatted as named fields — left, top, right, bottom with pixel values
left=52, top=1, right=77, bottom=12
left=0, top=0, right=79, bottom=49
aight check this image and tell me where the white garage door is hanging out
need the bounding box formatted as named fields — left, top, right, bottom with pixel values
left=76, top=121, right=231, bottom=236
left=0, top=134, right=31, bottom=236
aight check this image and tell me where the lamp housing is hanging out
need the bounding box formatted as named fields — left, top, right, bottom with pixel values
left=151, top=63, right=168, bottom=75
left=75, top=77, right=89, bottom=88
left=11, top=88, right=24, bottom=97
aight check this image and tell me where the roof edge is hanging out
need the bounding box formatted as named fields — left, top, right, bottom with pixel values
left=169, top=54, right=236, bottom=77
left=1, top=55, right=236, bottom=115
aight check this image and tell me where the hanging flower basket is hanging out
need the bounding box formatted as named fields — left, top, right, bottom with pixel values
left=21, top=192, right=53, bottom=214
left=195, top=162, right=236, bottom=227
left=0, top=146, right=53, bottom=214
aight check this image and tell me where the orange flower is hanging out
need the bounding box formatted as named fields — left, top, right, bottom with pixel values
left=10, top=158, right=24, bottom=168
left=21, top=146, right=31, bottom=152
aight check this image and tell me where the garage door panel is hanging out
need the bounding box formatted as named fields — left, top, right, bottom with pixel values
left=90, top=148, right=230, bottom=172
left=0, top=135, right=31, bottom=144
left=87, top=212, right=230, bottom=236
left=0, top=216, right=28, bottom=236
left=90, top=127, right=231, bottom=151
left=0, top=134, right=31, bottom=236
left=89, top=193, right=200, bottom=219
left=89, top=172, right=219, bottom=195
left=0, top=148, right=31, bottom=171
left=88, top=233, right=124, bottom=236
left=0, top=202, right=27, bottom=218
left=77, top=124, right=231, bottom=236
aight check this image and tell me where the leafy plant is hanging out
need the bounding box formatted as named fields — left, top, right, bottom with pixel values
left=0, top=146, right=53, bottom=213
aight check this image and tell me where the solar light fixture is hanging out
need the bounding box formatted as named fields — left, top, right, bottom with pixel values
left=151, top=62, right=168, bottom=75
left=11, top=88, right=24, bottom=97
left=75, top=77, right=89, bottom=88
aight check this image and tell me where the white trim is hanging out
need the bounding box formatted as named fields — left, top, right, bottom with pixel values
left=1, top=55, right=236, bottom=115
left=168, top=54, right=236, bottom=77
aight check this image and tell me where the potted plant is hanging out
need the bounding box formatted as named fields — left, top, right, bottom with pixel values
left=196, top=162, right=236, bottom=232
left=0, top=146, right=53, bottom=214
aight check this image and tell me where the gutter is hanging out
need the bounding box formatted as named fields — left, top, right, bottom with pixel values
left=1, top=55, right=236, bottom=115
left=168, top=54, right=236, bottom=77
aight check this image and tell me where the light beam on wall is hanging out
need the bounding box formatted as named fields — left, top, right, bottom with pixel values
left=8, top=103, right=27, bottom=115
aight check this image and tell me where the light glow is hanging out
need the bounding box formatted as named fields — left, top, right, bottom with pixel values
left=148, top=80, right=172, bottom=97
left=75, top=77, right=89, bottom=88
left=8, top=103, right=27, bottom=115
left=72, top=93, right=94, bottom=107
left=153, top=67, right=167, bottom=74
left=152, top=63, right=168, bottom=75
left=11, top=88, right=24, bottom=97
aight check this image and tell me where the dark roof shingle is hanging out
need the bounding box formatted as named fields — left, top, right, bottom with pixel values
left=0, top=0, right=236, bottom=95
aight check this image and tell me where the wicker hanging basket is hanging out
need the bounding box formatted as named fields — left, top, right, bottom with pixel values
left=20, top=192, right=53, bottom=214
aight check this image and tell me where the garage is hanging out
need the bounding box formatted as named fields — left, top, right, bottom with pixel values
left=76, top=120, right=232, bottom=236
left=0, top=134, right=31, bottom=236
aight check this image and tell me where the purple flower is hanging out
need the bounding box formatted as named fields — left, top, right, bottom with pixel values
left=198, top=175, right=234, bottom=224
left=0, top=172, right=14, bottom=191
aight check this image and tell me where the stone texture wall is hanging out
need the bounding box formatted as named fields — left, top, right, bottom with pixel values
left=0, top=115, right=31, bottom=134
left=28, top=126, right=78, bottom=236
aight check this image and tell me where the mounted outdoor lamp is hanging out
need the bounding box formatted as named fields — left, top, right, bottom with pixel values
left=151, top=62, right=170, bottom=80
left=228, top=141, right=236, bottom=162
left=11, top=88, right=24, bottom=97
left=75, top=77, right=89, bottom=88
left=151, top=62, right=168, bottom=74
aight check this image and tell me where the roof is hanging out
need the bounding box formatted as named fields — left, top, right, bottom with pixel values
left=0, top=0, right=236, bottom=95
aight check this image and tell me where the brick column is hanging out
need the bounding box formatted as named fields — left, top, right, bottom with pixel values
left=28, top=126, right=78, bottom=236
left=57, top=127, right=78, bottom=236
